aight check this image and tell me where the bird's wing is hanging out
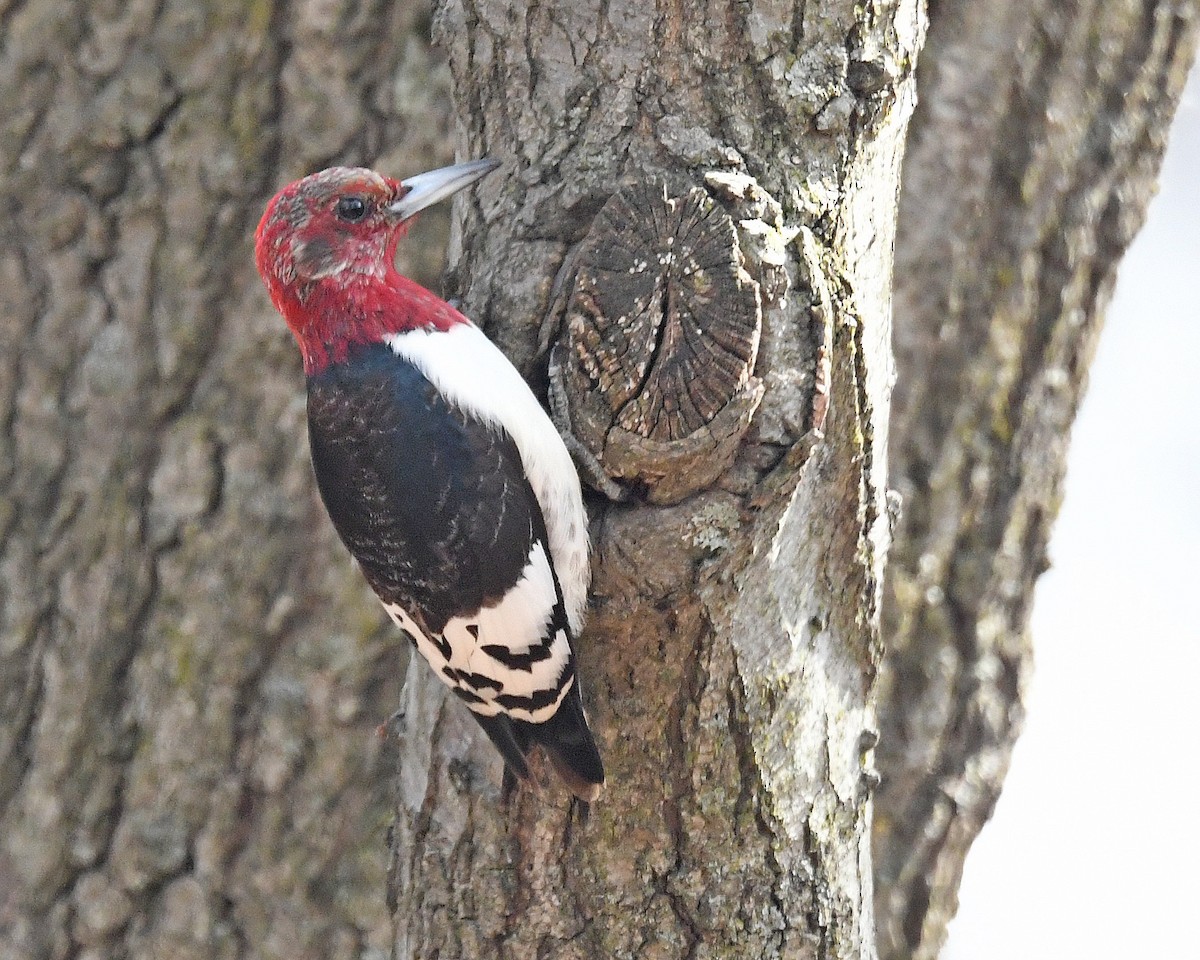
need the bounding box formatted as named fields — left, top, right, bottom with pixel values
left=305, top=342, right=576, bottom=724
left=384, top=323, right=592, bottom=633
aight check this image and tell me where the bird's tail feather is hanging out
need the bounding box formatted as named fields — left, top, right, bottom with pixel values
left=528, top=684, right=605, bottom=802
left=469, top=686, right=604, bottom=801
left=472, top=712, right=532, bottom=784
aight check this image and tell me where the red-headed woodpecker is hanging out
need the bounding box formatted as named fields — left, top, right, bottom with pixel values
left=254, top=160, right=604, bottom=801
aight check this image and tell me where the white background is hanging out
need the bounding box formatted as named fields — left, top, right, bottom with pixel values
left=942, top=66, right=1200, bottom=959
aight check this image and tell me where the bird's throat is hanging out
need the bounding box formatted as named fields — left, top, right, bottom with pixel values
left=286, top=271, right=467, bottom=374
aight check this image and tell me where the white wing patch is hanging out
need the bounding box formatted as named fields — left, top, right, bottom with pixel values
left=382, top=542, right=574, bottom=723
left=385, top=324, right=591, bottom=633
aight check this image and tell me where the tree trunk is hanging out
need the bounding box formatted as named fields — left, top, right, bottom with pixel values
left=873, top=2, right=1199, bottom=958
left=0, top=3, right=453, bottom=957
left=4, top=0, right=1194, bottom=958
left=387, top=1, right=921, bottom=957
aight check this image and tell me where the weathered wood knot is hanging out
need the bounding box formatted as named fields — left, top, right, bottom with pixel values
left=549, top=180, right=764, bottom=504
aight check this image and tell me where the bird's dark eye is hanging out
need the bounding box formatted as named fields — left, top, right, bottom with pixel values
left=335, top=196, right=369, bottom=222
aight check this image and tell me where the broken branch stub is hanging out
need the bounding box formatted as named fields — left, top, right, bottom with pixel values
left=551, top=180, right=764, bottom=504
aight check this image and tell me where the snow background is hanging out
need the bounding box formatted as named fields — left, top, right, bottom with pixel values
left=942, top=64, right=1200, bottom=960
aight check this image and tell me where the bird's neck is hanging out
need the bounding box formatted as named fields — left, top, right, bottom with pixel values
left=283, top=270, right=467, bottom=375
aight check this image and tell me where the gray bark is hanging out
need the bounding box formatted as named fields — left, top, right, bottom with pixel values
left=3, top=0, right=1193, bottom=958
left=387, top=2, right=921, bottom=958
left=0, top=2, right=452, bottom=957
left=873, top=2, right=1199, bottom=958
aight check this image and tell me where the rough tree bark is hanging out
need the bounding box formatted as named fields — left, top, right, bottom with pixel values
left=3, top=0, right=1194, bottom=958
left=0, top=2, right=454, bottom=957
left=873, top=3, right=1199, bottom=959
left=386, top=2, right=921, bottom=958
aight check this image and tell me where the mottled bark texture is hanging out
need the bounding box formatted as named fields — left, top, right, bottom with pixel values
left=387, top=2, right=921, bottom=958
left=6, top=0, right=1189, bottom=956
left=0, top=2, right=454, bottom=957
left=873, top=2, right=1199, bottom=959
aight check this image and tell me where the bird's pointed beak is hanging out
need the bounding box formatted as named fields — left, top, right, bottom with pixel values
left=387, top=158, right=501, bottom=221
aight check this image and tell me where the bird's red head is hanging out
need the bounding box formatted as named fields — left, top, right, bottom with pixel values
left=254, top=159, right=499, bottom=373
